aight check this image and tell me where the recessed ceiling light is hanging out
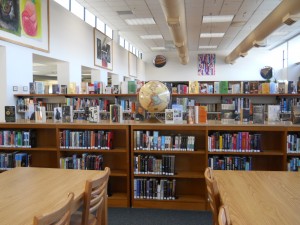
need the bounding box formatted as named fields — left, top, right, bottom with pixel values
left=200, top=33, right=224, bottom=38
left=140, top=35, right=163, bottom=39
left=203, top=15, right=234, bottom=23
left=125, top=18, right=155, bottom=25
left=151, top=47, right=166, bottom=51
left=199, top=45, right=218, bottom=49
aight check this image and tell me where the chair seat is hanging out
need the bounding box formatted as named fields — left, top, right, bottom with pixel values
left=70, top=211, right=96, bottom=225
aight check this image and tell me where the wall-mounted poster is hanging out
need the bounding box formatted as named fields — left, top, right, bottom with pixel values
left=0, top=0, right=49, bottom=52
left=198, top=54, right=216, bottom=76
left=94, top=28, right=113, bottom=70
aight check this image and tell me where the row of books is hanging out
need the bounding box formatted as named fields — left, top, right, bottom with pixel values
left=208, top=156, right=253, bottom=170
left=287, top=133, right=300, bottom=153
left=287, top=157, right=300, bottom=172
left=134, top=155, right=175, bottom=175
left=59, top=130, right=113, bottom=150
left=0, top=152, right=31, bottom=169
left=167, top=80, right=299, bottom=95
left=28, top=80, right=144, bottom=95
left=0, top=130, right=36, bottom=148
left=133, top=178, right=176, bottom=200
left=133, top=131, right=196, bottom=151
left=208, top=132, right=262, bottom=152
left=59, top=154, right=104, bottom=170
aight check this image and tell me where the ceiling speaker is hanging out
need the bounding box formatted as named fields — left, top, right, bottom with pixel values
left=282, top=14, right=300, bottom=25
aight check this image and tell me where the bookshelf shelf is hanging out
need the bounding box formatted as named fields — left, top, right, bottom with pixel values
left=131, top=124, right=207, bottom=210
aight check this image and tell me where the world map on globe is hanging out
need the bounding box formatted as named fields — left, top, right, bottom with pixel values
left=138, top=81, right=170, bottom=112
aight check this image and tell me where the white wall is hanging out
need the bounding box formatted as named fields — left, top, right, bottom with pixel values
left=144, top=47, right=287, bottom=82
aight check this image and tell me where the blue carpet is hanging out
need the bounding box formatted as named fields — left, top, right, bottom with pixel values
left=108, top=208, right=213, bottom=225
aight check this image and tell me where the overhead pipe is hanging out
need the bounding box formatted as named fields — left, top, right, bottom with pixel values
left=225, top=0, right=300, bottom=64
left=159, top=0, right=189, bottom=65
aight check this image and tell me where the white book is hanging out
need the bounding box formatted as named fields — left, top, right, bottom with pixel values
left=35, top=106, right=46, bottom=123
left=89, top=106, right=99, bottom=123
left=267, top=105, right=280, bottom=122
left=214, top=82, right=220, bottom=94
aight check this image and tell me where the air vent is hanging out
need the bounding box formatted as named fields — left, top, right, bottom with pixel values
left=167, top=17, right=180, bottom=28
left=117, top=10, right=133, bottom=15
left=282, top=13, right=300, bottom=25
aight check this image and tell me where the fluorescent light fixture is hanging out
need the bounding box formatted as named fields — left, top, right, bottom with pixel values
left=125, top=18, right=155, bottom=25
left=200, top=33, right=224, bottom=38
left=151, top=47, right=166, bottom=51
left=140, top=35, right=163, bottom=39
left=203, top=15, right=234, bottom=23
left=199, top=45, right=218, bottom=49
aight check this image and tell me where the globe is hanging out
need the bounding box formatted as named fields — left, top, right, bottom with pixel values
left=138, top=81, right=170, bottom=113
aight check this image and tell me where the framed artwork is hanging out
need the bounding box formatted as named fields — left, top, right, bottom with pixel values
left=198, top=54, right=216, bottom=76
left=0, top=0, right=49, bottom=52
left=94, top=28, right=113, bottom=70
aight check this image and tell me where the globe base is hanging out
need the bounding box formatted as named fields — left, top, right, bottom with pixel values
left=144, top=113, right=163, bottom=123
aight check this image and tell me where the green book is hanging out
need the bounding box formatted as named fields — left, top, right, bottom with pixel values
left=219, top=81, right=228, bottom=94
left=128, top=81, right=137, bottom=94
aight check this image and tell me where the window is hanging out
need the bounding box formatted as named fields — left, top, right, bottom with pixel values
left=105, top=25, right=113, bottom=39
left=54, top=0, right=70, bottom=10
left=119, top=36, right=125, bottom=47
left=124, top=40, right=129, bottom=51
left=71, top=0, right=84, bottom=20
left=85, top=9, right=95, bottom=27
left=96, top=18, right=105, bottom=33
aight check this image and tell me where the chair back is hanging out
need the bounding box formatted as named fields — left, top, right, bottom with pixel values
left=82, top=167, right=110, bottom=225
left=204, top=167, right=220, bottom=225
left=33, top=192, right=74, bottom=225
left=218, top=205, right=231, bottom=225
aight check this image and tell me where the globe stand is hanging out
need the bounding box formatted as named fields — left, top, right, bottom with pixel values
left=145, top=112, right=163, bottom=123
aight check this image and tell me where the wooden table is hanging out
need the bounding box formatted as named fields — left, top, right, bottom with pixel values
left=0, top=167, right=107, bottom=225
left=214, top=170, right=300, bottom=225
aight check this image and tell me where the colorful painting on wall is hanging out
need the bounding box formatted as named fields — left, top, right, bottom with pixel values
left=0, top=0, right=49, bottom=52
left=94, top=28, right=113, bottom=70
left=198, top=54, right=216, bottom=76
left=0, top=0, right=20, bottom=35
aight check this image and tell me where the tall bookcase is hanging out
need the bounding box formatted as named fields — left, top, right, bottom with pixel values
left=130, top=124, right=207, bottom=210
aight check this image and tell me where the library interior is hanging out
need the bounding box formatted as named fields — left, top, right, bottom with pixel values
left=1, top=0, right=300, bottom=225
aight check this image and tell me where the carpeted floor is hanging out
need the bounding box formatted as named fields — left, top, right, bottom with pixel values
left=108, top=208, right=213, bottom=225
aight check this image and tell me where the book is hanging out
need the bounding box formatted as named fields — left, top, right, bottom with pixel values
left=243, top=81, right=250, bottom=94
left=110, top=104, right=123, bottom=122
left=52, top=84, right=60, bottom=94
left=189, top=81, right=199, bottom=94
left=62, top=105, right=73, bottom=123
left=253, top=105, right=265, bottom=124
left=113, top=85, right=119, bottom=94
left=5, top=106, right=16, bottom=122
left=172, top=104, right=183, bottom=123
left=269, top=82, right=277, bottom=94
left=53, top=107, right=62, bottom=122
left=35, top=106, right=46, bottom=123
left=199, top=105, right=208, bottom=123
left=231, top=83, right=241, bottom=94
left=221, top=103, right=235, bottom=123
left=88, top=106, right=100, bottom=123
left=261, top=83, right=270, bottom=94
left=288, top=81, right=295, bottom=94
left=120, top=81, right=128, bottom=94
left=68, top=82, right=77, bottom=94
left=81, top=82, right=89, bottom=94
left=267, top=105, right=280, bottom=122
left=249, top=81, right=259, bottom=94
left=219, top=81, right=228, bottom=94
left=105, top=86, right=112, bottom=94
left=214, top=82, right=219, bottom=94
left=187, top=106, right=195, bottom=124
left=165, top=109, right=174, bottom=124
left=278, top=82, right=286, bottom=94
left=128, top=81, right=137, bottom=94
left=25, top=103, right=35, bottom=120
left=135, top=104, right=145, bottom=121
left=35, top=82, right=44, bottom=94
left=292, top=105, right=300, bottom=124
left=61, top=85, right=67, bottom=94
left=200, top=83, right=208, bottom=93
left=29, top=82, right=35, bottom=94
left=44, top=85, right=50, bottom=94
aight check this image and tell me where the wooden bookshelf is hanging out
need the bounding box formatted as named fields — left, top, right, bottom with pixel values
left=130, top=124, right=207, bottom=210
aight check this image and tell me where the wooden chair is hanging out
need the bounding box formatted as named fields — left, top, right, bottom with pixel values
left=71, top=167, right=110, bottom=225
left=204, top=167, right=221, bottom=225
left=218, top=205, right=231, bottom=225
left=33, top=192, right=74, bottom=225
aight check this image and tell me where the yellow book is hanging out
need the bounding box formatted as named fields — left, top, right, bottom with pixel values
left=189, top=81, right=199, bottom=94
left=261, top=83, right=270, bottom=94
